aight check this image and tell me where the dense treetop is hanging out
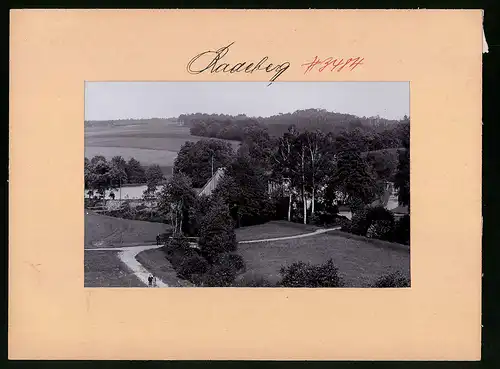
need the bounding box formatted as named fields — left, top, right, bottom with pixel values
left=180, top=109, right=408, bottom=151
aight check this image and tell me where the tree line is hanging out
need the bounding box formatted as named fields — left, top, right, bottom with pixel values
left=84, top=155, right=165, bottom=199
left=159, top=117, right=409, bottom=238
left=181, top=109, right=407, bottom=151
left=85, top=117, right=410, bottom=286
left=84, top=115, right=409, bottom=241
left=153, top=117, right=410, bottom=286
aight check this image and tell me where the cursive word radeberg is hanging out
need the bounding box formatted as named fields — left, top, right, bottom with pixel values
left=187, top=42, right=290, bottom=85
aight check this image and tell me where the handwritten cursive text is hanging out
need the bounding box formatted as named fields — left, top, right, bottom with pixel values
left=187, top=42, right=291, bottom=85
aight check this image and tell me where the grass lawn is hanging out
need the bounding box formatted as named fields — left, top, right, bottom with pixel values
left=237, top=231, right=410, bottom=287
left=136, top=248, right=193, bottom=287
left=85, top=211, right=169, bottom=248
left=84, top=250, right=144, bottom=287
left=235, top=221, right=319, bottom=242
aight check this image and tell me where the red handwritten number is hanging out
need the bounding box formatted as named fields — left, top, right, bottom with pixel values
left=349, top=57, right=364, bottom=71
left=302, top=56, right=364, bottom=73
left=301, top=56, right=321, bottom=74
left=318, top=57, right=332, bottom=72
left=330, top=58, right=344, bottom=72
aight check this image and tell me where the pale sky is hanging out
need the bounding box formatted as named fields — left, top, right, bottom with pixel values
left=84, top=82, right=409, bottom=121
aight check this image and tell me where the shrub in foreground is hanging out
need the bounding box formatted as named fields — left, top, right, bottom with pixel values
left=279, top=259, right=344, bottom=288
left=190, top=253, right=245, bottom=287
left=163, top=237, right=198, bottom=269
left=338, top=217, right=352, bottom=232
left=372, top=271, right=410, bottom=288
left=346, top=208, right=370, bottom=235
left=310, top=210, right=341, bottom=227
left=193, top=263, right=238, bottom=287
left=365, top=206, right=395, bottom=241
left=178, top=254, right=209, bottom=279
left=213, top=253, right=245, bottom=273
left=392, top=215, right=410, bottom=245
left=344, top=206, right=396, bottom=242
left=366, top=220, right=394, bottom=241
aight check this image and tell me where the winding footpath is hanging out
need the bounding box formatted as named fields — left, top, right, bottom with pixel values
left=118, top=245, right=169, bottom=287
left=85, top=226, right=341, bottom=287
left=238, top=227, right=341, bottom=244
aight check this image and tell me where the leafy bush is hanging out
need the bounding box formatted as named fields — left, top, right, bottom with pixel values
left=189, top=253, right=245, bottom=287
left=279, top=259, right=344, bottom=288
left=310, top=209, right=342, bottom=227
left=366, top=220, right=394, bottom=241
left=178, top=254, right=209, bottom=279
left=187, top=194, right=213, bottom=237
left=347, top=208, right=370, bottom=235
left=100, top=203, right=168, bottom=224
left=198, top=197, right=237, bottom=261
left=366, top=206, right=395, bottom=226
left=134, top=209, right=163, bottom=222
left=135, top=204, right=148, bottom=212
left=104, top=207, right=135, bottom=220
left=194, top=263, right=238, bottom=287
left=372, top=271, right=410, bottom=288
left=338, top=216, right=352, bottom=231
left=84, top=197, right=102, bottom=209
left=392, top=215, right=410, bottom=245
left=213, top=253, right=245, bottom=272
left=164, top=236, right=190, bottom=252
left=345, top=206, right=396, bottom=241
left=163, top=237, right=198, bottom=269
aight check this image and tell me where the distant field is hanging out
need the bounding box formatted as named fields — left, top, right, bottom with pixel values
left=85, top=121, right=240, bottom=168
left=84, top=146, right=178, bottom=168
left=85, top=211, right=169, bottom=248
left=236, top=227, right=410, bottom=287
left=84, top=250, right=145, bottom=287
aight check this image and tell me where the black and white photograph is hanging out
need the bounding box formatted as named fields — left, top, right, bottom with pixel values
left=84, top=82, right=410, bottom=288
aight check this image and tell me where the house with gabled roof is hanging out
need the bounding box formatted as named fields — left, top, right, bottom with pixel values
left=196, top=170, right=408, bottom=220
left=197, top=167, right=226, bottom=197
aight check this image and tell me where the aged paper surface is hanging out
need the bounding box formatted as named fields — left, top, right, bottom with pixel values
left=9, top=10, right=482, bottom=360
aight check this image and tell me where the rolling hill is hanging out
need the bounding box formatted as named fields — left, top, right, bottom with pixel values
left=84, top=118, right=241, bottom=175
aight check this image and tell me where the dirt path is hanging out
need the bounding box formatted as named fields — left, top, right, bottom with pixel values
left=238, top=227, right=341, bottom=244
left=85, top=226, right=341, bottom=286
left=117, top=245, right=169, bottom=287
left=85, top=244, right=168, bottom=287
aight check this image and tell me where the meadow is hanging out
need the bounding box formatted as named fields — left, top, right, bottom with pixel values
left=85, top=119, right=240, bottom=172
left=127, top=220, right=410, bottom=288
left=84, top=210, right=169, bottom=248
left=84, top=250, right=144, bottom=287
left=84, top=117, right=410, bottom=288
left=236, top=228, right=410, bottom=288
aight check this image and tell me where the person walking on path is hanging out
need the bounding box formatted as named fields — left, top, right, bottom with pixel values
left=156, top=233, right=160, bottom=246
left=153, top=276, right=157, bottom=287
left=148, top=274, right=153, bottom=287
